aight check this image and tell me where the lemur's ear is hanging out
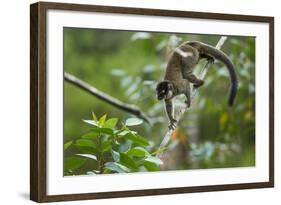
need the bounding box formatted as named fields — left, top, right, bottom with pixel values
left=156, top=80, right=169, bottom=92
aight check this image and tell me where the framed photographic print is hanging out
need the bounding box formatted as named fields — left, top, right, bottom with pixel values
left=30, top=1, right=274, bottom=202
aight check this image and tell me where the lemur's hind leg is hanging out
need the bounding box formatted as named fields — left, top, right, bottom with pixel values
left=200, top=53, right=215, bottom=63
left=180, top=45, right=204, bottom=88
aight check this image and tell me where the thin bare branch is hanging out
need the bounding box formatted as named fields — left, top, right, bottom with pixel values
left=64, top=72, right=150, bottom=123
left=158, top=37, right=228, bottom=151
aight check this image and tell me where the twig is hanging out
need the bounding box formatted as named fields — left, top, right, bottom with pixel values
left=64, top=72, right=150, bottom=123
left=158, top=37, right=228, bottom=151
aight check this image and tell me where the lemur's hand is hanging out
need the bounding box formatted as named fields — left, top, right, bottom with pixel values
left=168, top=118, right=177, bottom=130
left=193, top=79, right=204, bottom=88
left=185, top=99, right=191, bottom=107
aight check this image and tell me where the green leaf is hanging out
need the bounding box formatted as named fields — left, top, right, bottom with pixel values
left=143, top=156, right=163, bottom=165
left=101, top=140, right=112, bottom=153
left=126, top=133, right=150, bottom=147
left=111, top=150, right=120, bottom=162
left=81, top=131, right=99, bottom=139
left=92, top=112, right=98, bottom=121
left=64, top=141, right=73, bottom=150
left=75, top=139, right=100, bottom=154
left=103, top=118, right=118, bottom=129
left=103, top=168, right=112, bottom=174
left=99, top=128, right=114, bottom=135
left=98, top=114, right=107, bottom=126
left=75, top=139, right=96, bottom=148
left=125, top=118, right=143, bottom=126
left=75, top=145, right=100, bottom=155
left=120, top=153, right=138, bottom=170
left=76, top=154, right=97, bottom=161
left=91, top=127, right=114, bottom=135
left=104, top=162, right=130, bottom=173
left=83, top=120, right=99, bottom=127
left=143, top=161, right=160, bottom=171
left=116, top=130, right=130, bottom=136
left=113, top=139, right=120, bottom=146
left=127, top=147, right=150, bottom=157
left=64, top=157, right=86, bottom=171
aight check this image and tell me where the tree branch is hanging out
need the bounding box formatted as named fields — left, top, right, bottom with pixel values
left=158, top=37, right=228, bottom=151
left=64, top=72, right=150, bottom=123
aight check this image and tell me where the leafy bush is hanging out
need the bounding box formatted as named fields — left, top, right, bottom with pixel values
left=64, top=114, right=163, bottom=175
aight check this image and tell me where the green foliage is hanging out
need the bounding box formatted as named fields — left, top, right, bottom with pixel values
left=64, top=28, right=255, bottom=173
left=64, top=140, right=73, bottom=150
left=64, top=157, right=87, bottom=174
left=64, top=114, right=163, bottom=175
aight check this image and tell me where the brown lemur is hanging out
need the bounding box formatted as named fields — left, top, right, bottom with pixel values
left=156, top=41, right=238, bottom=129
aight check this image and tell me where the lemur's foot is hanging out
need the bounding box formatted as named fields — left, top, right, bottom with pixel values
left=208, top=56, right=215, bottom=64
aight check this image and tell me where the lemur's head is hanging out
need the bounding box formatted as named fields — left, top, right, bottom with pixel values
left=156, top=80, right=174, bottom=100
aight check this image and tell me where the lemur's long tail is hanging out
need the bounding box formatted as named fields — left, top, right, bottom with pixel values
left=187, top=41, right=238, bottom=106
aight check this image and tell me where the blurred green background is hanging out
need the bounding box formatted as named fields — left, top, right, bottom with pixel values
left=64, top=27, right=255, bottom=174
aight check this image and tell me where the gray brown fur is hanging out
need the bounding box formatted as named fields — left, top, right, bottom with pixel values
left=156, top=41, right=238, bottom=129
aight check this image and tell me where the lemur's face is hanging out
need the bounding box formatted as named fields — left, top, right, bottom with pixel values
left=156, top=81, right=174, bottom=100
